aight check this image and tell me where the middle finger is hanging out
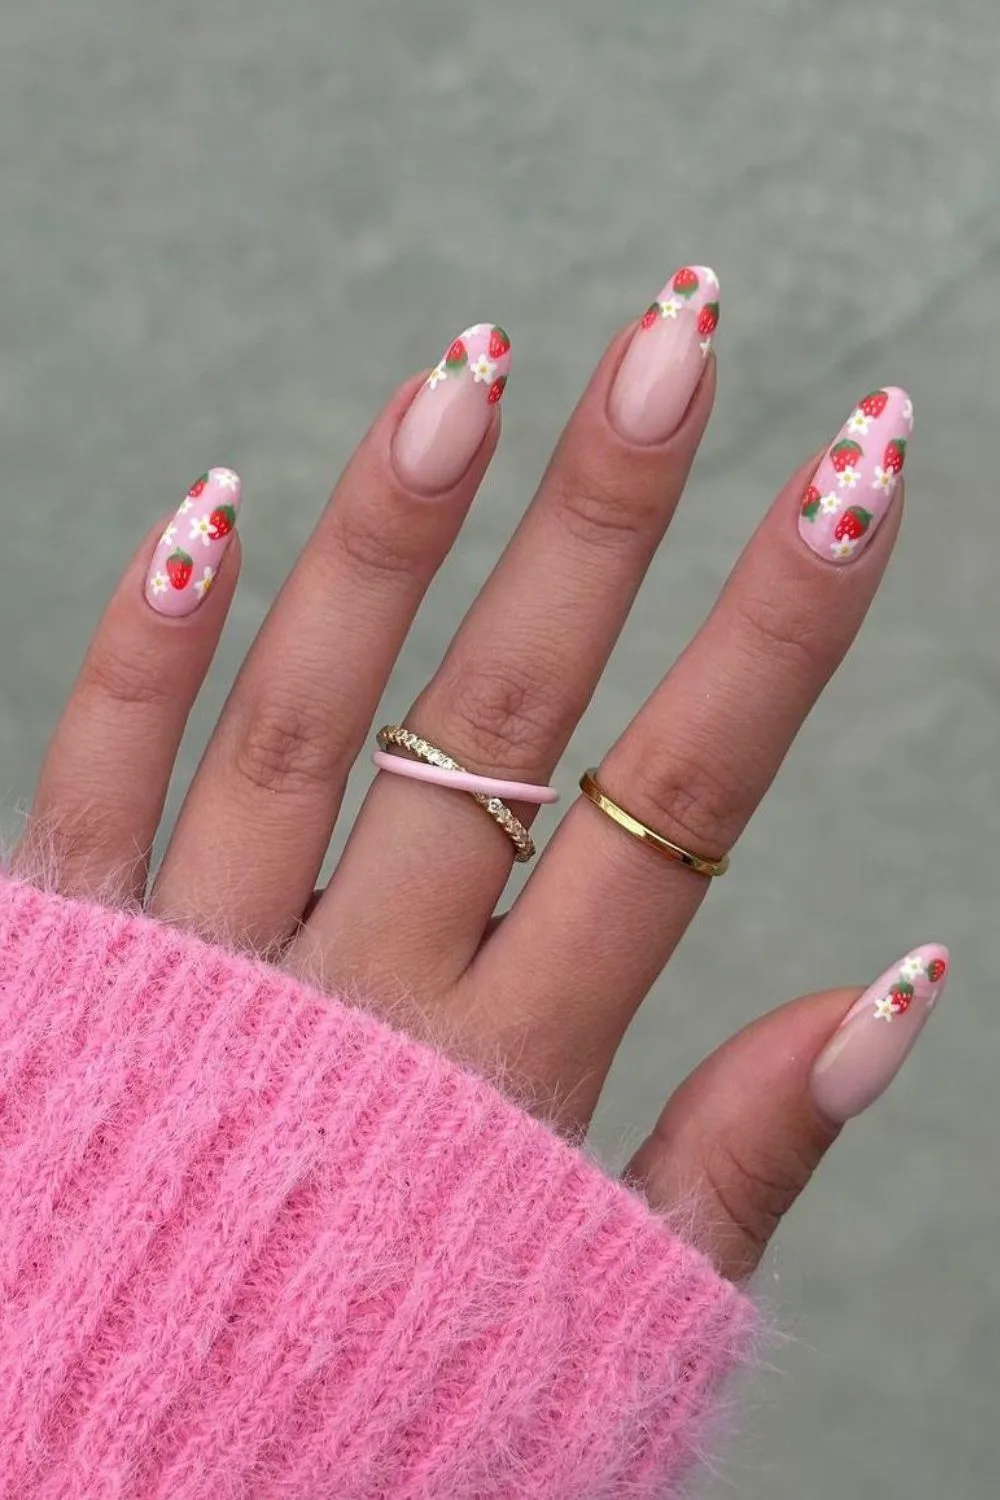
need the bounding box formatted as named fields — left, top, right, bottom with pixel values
left=297, top=266, right=722, bottom=989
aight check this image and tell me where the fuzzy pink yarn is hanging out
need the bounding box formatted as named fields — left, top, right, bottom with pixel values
left=0, top=874, right=755, bottom=1497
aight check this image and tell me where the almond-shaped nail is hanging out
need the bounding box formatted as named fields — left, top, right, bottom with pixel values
left=608, top=265, right=720, bottom=445
left=811, top=944, right=949, bottom=1123
left=798, top=386, right=913, bottom=563
left=144, top=467, right=242, bottom=617
left=392, top=323, right=511, bottom=494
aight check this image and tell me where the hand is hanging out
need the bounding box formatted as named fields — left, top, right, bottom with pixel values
left=15, top=274, right=940, bottom=1282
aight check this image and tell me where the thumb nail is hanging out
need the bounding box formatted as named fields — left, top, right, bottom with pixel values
left=810, top=944, right=949, bottom=1123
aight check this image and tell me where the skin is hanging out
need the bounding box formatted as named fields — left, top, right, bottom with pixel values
left=14, top=322, right=907, bottom=1284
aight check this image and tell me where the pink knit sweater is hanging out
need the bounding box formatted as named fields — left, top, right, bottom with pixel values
left=0, top=873, right=754, bottom=1497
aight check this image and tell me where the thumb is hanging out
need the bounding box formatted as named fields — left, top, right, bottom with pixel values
left=624, top=943, right=950, bottom=1284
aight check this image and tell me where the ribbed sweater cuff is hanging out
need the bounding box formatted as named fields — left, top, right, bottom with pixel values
left=0, top=875, right=755, bottom=1498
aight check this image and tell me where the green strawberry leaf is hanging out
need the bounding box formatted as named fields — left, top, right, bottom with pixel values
left=801, top=499, right=821, bottom=521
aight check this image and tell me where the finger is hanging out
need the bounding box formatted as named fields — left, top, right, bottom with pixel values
left=298, top=267, right=722, bottom=988
left=12, top=469, right=242, bottom=904
left=151, top=324, right=509, bottom=949
left=474, top=388, right=913, bottom=1107
left=626, top=943, right=949, bottom=1282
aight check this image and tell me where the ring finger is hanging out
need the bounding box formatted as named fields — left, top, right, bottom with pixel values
left=150, top=323, right=511, bottom=948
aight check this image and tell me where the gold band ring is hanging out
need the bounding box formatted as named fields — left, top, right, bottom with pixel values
left=579, top=768, right=730, bottom=878
left=376, top=725, right=535, bottom=862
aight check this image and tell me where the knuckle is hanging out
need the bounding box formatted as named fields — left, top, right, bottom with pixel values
left=328, top=508, right=426, bottom=586
left=629, top=737, right=750, bottom=857
left=734, top=590, right=840, bottom=681
left=230, top=691, right=343, bottom=798
left=439, top=656, right=563, bottom=775
left=79, top=645, right=174, bottom=711
left=700, top=1133, right=812, bottom=1259
left=549, top=466, right=655, bottom=555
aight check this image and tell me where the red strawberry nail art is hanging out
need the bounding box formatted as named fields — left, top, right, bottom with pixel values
left=444, top=338, right=468, bottom=369
left=208, top=504, right=237, bottom=541
left=697, top=301, right=719, bottom=336
left=801, top=484, right=822, bottom=521
left=672, top=267, right=699, bottom=298
left=830, top=439, right=863, bottom=473
left=427, top=323, right=513, bottom=407
left=635, top=268, right=719, bottom=358
left=146, top=468, right=242, bottom=618
left=833, top=506, right=872, bottom=542
left=488, top=326, right=511, bottom=360
left=889, top=981, right=915, bottom=1016
left=166, top=549, right=194, bottom=590
left=882, top=437, right=907, bottom=474
left=859, top=390, right=889, bottom=419
left=863, top=947, right=949, bottom=1026
left=798, top=387, right=912, bottom=566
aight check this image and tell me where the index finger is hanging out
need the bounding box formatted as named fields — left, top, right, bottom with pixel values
left=468, top=387, right=913, bottom=1116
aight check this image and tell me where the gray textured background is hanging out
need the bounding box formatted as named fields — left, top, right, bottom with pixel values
left=2, top=1, right=998, bottom=1495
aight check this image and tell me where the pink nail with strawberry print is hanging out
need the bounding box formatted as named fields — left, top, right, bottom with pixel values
left=811, top=944, right=949, bottom=1123
left=798, top=386, right=913, bottom=563
left=393, top=323, right=512, bottom=494
left=144, top=467, right=242, bottom=618
left=608, top=265, right=720, bottom=445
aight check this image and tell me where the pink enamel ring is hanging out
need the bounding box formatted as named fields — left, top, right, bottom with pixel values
left=374, top=726, right=559, bottom=862
left=371, top=752, right=559, bottom=805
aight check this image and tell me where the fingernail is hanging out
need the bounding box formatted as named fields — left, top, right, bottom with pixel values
left=608, top=265, right=720, bottom=445
left=144, top=468, right=242, bottom=617
left=392, top=322, right=512, bottom=493
left=810, top=944, right=949, bottom=1123
left=798, top=386, right=913, bottom=563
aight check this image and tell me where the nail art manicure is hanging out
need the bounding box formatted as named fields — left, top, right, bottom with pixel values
left=608, top=265, right=720, bottom=445
left=144, top=467, right=242, bottom=618
left=392, top=323, right=511, bottom=494
left=810, top=944, right=949, bottom=1123
left=798, top=386, right=913, bottom=563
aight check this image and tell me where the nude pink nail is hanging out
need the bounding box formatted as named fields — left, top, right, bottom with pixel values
left=144, top=467, right=242, bottom=618
left=798, top=386, right=913, bottom=563
left=608, top=265, right=720, bottom=445
left=392, top=323, right=512, bottom=494
left=810, top=944, right=949, bottom=1124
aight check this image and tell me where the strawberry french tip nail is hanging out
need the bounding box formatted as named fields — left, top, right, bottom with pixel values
left=608, top=264, right=720, bottom=446
left=144, top=467, right=242, bottom=618
left=392, top=322, right=512, bottom=495
left=798, top=385, right=913, bottom=564
left=810, top=942, right=949, bottom=1125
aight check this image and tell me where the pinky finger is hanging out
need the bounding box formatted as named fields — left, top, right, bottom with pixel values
left=625, top=944, right=949, bottom=1283
left=12, top=468, right=242, bottom=905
